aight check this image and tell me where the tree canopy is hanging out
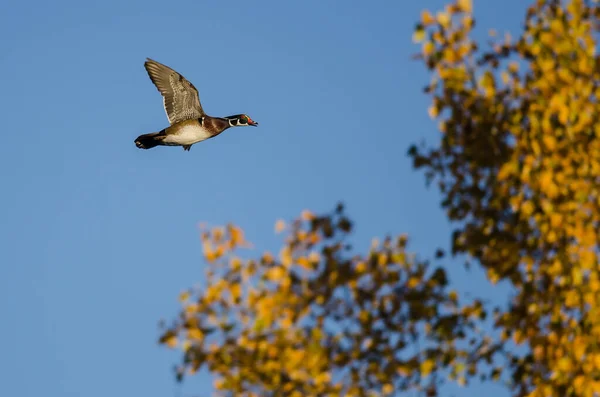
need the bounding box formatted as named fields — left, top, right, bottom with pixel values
left=159, top=1, right=600, bottom=396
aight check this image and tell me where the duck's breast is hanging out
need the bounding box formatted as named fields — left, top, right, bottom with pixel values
left=163, top=120, right=211, bottom=145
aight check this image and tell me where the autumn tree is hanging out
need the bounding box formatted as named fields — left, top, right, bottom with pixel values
left=411, top=0, right=600, bottom=395
left=162, top=208, right=494, bottom=396
left=159, top=0, right=600, bottom=396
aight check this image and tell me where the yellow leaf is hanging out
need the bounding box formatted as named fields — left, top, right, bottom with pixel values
left=228, top=224, right=246, bottom=247
left=314, top=372, right=331, bottom=385
left=301, top=210, right=315, bottom=221
left=279, top=314, right=293, bottom=329
left=382, top=383, right=394, bottom=394
left=421, top=10, right=435, bottom=25
left=308, top=251, right=320, bottom=263
left=262, top=251, right=274, bottom=264
left=513, top=329, right=525, bottom=345
left=308, top=232, right=321, bottom=244
left=521, top=201, right=535, bottom=217
left=487, top=269, right=499, bottom=285
left=230, top=256, right=242, bottom=271
left=188, top=328, right=203, bottom=340
left=407, top=277, right=420, bottom=289
left=423, top=41, right=435, bottom=56
left=558, top=104, right=569, bottom=125
left=203, top=241, right=216, bottom=262
left=212, top=227, right=224, bottom=242
left=275, top=219, right=285, bottom=233
left=420, top=359, right=435, bottom=376
left=573, top=336, right=586, bottom=359
left=572, top=268, right=583, bottom=286
left=573, top=375, right=585, bottom=393
left=205, top=283, right=222, bottom=302
left=355, top=261, right=367, bottom=274
left=280, top=274, right=291, bottom=290
left=413, top=28, right=426, bottom=43
left=296, top=230, right=307, bottom=241
left=533, top=345, right=544, bottom=361
left=550, top=213, right=562, bottom=228
left=557, top=357, right=572, bottom=372
left=231, top=283, right=242, bottom=301
left=565, top=290, right=579, bottom=308
left=462, top=14, right=473, bottom=30
left=267, top=266, right=285, bottom=281
left=297, top=256, right=310, bottom=269
left=428, top=104, right=439, bottom=119
left=182, top=340, right=191, bottom=351
left=457, top=0, right=472, bottom=13
left=213, top=378, right=224, bottom=390
left=593, top=354, right=600, bottom=370
left=449, top=290, right=458, bottom=301
left=528, top=303, right=538, bottom=315
left=280, top=246, right=293, bottom=267
left=165, top=335, right=178, bottom=348
left=436, top=11, right=451, bottom=28
left=550, top=19, right=563, bottom=34
left=590, top=278, right=600, bottom=292
left=179, top=291, right=190, bottom=303
left=359, top=310, right=369, bottom=323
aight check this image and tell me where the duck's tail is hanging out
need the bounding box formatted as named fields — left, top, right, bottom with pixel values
left=134, top=131, right=162, bottom=149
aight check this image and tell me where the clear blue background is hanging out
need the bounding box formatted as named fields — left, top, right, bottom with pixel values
left=1, top=1, right=526, bottom=396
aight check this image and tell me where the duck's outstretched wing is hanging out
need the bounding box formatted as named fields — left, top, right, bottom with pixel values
left=144, top=58, right=205, bottom=124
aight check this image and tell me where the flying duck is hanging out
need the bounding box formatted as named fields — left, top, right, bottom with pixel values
left=135, top=58, right=258, bottom=151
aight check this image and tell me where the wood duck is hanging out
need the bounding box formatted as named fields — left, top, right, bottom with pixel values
left=135, top=58, right=258, bottom=151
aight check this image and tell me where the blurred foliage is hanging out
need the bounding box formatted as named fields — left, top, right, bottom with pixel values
left=159, top=0, right=600, bottom=395
left=411, top=0, right=600, bottom=395
left=161, top=206, right=494, bottom=396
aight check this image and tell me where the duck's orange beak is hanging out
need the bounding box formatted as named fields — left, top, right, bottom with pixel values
left=249, top=119, right=258, bottom=126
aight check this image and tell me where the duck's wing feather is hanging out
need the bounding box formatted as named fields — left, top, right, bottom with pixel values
left=144, top=58, right=205, bottom=124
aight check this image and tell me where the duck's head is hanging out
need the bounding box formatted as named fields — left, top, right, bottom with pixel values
left=225, top=114, right=259, bottom=127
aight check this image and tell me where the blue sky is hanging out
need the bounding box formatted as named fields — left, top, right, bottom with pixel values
left=1, top=1, right=527, bottom=396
